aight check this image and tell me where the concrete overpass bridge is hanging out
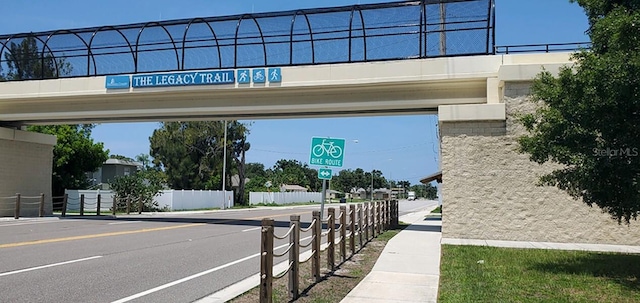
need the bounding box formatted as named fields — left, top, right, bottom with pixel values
left=3, top=0, right=633, bottom=246
left=0, top=0, right=503, bottom=125
left=0, top=52, right=570, bottom=125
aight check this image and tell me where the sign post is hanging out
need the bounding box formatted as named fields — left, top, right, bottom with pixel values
left=310, top=137, right=345, bottom=219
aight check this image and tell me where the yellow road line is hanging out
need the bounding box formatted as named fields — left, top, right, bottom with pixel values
left=0, top=223, right=203, bottom=249
left=0, top=210, right=310, bottom=249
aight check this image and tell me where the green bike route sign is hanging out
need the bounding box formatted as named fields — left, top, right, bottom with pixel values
left=309, top=137, right=345, bottom=168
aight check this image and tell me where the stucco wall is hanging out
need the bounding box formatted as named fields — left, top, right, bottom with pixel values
left=0, top=128, right=55, bottom=217
left=441, top=82, right=640, bottom=245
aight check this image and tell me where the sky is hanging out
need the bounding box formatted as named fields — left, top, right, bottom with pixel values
left=0, top=0, right=590, bottom=185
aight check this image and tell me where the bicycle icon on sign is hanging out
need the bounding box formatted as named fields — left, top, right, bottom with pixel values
left=312, top=139, right=343, bottom=158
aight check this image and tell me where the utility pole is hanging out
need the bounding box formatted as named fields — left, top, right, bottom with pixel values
left=440, top=2, right=446, bottom=55
left=370, top=170, right=374, bottom=202
left=222, top=120, right=228, bottom=208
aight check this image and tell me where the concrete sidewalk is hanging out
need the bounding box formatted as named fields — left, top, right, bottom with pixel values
left=340, top=207, right=442, bottom=303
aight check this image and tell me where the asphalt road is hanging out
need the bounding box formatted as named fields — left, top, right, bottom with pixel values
left=0, top=200, right=437, bottom=303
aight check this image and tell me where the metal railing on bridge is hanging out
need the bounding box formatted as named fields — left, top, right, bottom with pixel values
left=495, top=42, right=591, bottom=54
left=0, top=0, right=495, bottom=80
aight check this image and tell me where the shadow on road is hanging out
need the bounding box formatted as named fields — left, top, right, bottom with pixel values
left=404, top=224, right=441, bottom=232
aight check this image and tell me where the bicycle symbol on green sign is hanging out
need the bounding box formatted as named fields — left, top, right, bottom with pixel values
left=312, top=139, right=343, bottom=159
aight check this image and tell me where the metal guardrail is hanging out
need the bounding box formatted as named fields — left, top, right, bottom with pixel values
left=0, top=0, right=494, bottom=80
left=495, top=42, right=591, bottom=54
left=260, top=200, right=399, bottom=302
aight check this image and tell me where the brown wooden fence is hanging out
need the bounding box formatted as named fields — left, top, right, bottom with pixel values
left=57, top=194, right=146, bottom=217
left=2, top=193, right=149, bottom=218
left=0, top=193, right=47, bottom=218
left=260, top=200, right=399, bottom=302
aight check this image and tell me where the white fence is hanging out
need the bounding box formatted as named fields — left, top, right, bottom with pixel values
left=65, top=189, right=234, bottom=211
left=249, top=192, right=322, bottom=205
left=156, top=190, right=234, bottom=210
left=65, top=190, right=115, bottom=212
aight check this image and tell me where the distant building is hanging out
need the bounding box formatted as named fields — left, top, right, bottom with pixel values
left=349, top=188, right=367, bottom=199
left=373, top=188, right=391, bottom=200
left=87, top=159, right=142, bottom=189
left=279, top=184, right=308, bottom=192
left=231, top=175, right=250, bottom=189
left=325, top=189, right=342, bottom=199
left=390, top=187, right=406, bottom=199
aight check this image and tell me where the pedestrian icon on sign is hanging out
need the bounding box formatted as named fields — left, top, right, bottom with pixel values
left=237, top=70, right=250, bottom=83
left=269, top=68, right=282, bottom=82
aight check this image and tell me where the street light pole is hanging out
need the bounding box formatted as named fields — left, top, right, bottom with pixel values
left=222, top=120, right=228, bottom=208
left=371, top=170, right=374, bottom=202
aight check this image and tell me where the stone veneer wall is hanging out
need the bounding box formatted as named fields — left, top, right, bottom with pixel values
left=0, top=128, right=54, bottom=217
left=441, top=82, right=640, bottom=245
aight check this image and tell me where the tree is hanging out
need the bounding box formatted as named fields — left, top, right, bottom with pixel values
left=150, top=121, right=250, bottom=194
left=110, top=153, right=166, bottom=211
left=151, top=121, right=223, bottom=189
left=28, top=125, right=109, bottom=196
left=110, top=169, right=165, bottom=212
left=518, top=0, right=640, bottom=223
left=2, top=35, right=71, bottom=80
left=333, top=168, right=389, bottom=196
left=270, top=159, right=312, bottom=188
left=333, top=169, right=358, bottom=193
left=245, top=162, right=267, bottom=178
left=135, top=154, right=153, bottom=170
left=227, top=121, right=251, bottom=205
left=409, top=183, right=438, bottom=200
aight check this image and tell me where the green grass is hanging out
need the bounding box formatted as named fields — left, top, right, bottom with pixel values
left=229, top=205, right=255, bottom=209
left=439, top=245, right=640, bottom=303
left=431, top=205, right=442, bottom=213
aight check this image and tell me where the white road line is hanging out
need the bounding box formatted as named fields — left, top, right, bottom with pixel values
left=241, top=227, right=261, bottom=232
left=0, top=256, right=103, bottom=277
left=108, top=221, right=141, bottom=225
left=111, top=236, right=313, bottom=303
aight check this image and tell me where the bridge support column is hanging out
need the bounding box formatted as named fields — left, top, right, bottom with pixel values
left=0, top=127, right=55, bottom=217
left=438, top=83, right=640, bottom=246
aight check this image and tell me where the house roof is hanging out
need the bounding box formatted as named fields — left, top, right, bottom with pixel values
left=280, top=184, right=308, bottom=191
left=231, top=175, right=250, bottom=187
left=104, top=159, right=142, bottom=167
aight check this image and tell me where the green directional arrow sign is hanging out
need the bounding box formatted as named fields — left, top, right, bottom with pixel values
left=318, top=168, right=332, bottom=180
left=310, top=137, right=345, bottom=168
